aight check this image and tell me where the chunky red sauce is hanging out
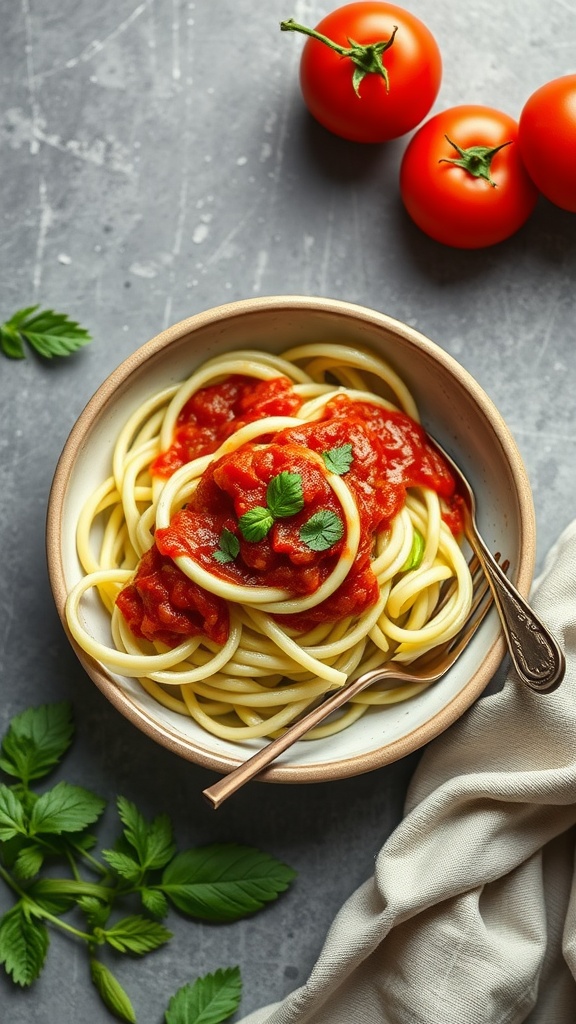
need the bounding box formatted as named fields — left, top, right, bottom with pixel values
left=117, top=380, right=463, bottom=647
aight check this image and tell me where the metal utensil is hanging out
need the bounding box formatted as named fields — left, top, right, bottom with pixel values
left=430, top=435, right=565, bottom=695
left=203, top=556, right=493, bottom=808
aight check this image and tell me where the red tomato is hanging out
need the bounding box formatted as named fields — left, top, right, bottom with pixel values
left=399, top=105, right=539, bottom=248
left=518, top=75, right=576, bottom=213
left=283, top=3, right=442, bottom=143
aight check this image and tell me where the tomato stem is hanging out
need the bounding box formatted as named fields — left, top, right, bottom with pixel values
left=280, top=18, right=398, bottom=95
left=439, top=135, right=513, bottom=187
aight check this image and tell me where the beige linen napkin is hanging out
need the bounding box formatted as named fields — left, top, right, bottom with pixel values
left=239, top=519, right=576, bottom=1024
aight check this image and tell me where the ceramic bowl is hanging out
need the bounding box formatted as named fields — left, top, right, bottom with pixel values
left=46, top=296, right=535, bottom=782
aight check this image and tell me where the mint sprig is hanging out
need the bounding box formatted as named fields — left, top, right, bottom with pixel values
left=239, top=470, right=304, bottom=542
left=0, top=306, right=92, bottom=360
left=0, top=702, right=296, bottom=1021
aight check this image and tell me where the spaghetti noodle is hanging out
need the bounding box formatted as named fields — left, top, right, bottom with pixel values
left=65, top=343, right=473, bottom=741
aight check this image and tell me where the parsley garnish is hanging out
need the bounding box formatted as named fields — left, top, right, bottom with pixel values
left=0, top=305, right=91, bottom=360
left=0, top=702, right=295, bottom=1022
left=238, top=471, right=304, bottom=542
left=212, top=528, right=240, bottom=564
left=321, top=443, right=354, bottom=475
left=401, top=529, right=425, bottom=571
left=299, top=509, right=344, bottom=551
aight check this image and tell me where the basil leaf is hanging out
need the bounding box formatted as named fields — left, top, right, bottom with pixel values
left=238, top=506, right=274, bottom=542
left=0, top=904, right=49, bottom=986
left=266, top=471, right=304, bottom=518
left=0, top=701, right=74, bottom=785
left=299, top=510, right=344, bottom=552
left=29, top=781, right=106, bottom=836
left=321, top=443, right=354, bottom=475
left=90, top=958, right=137, bottom=1024
left=165, top=967, right=242, bottom=1024
left=212, top=527, right=240, bottom=564
left=160, top=843, right=296, bottom=922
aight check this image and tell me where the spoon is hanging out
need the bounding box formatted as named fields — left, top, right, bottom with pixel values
left=431, top=435, right=565, bottom=694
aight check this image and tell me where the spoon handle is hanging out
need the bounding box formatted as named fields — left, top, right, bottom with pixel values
left=470, top=533, right=565, bottom=693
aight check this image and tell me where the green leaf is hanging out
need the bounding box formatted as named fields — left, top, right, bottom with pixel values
left=101, top=848, right=142, bottom=883
left=165, top=967, right=242, bottom=1024
left=90, top=958, right=137, bottom=1024
left=26, top=880, right=76, bottom=916
left=401, top=528, right=425, bottom=572
left=0, top=784, right=27, bottom=840
left=100, top=915, right=172, bottom=955
left=0, top=904, right=49, bottom=986
left=238, top=506, right=274, bottom=543
left=12, top=843, right=45, bottom=881
left=266, top=471, right=304, bottom=518
left=116, top=796, right=176, bottom=871
left=77, top=896, right=111, bottom=928
left=0, top=701, right=74, bottom=785
left=212, top=528, right=240, bottom=564
left=299, top=510, right=344, bottom=552
left=141, top=887, right=169, bottom=918
left=29, top=781, right=106, bottom=836
left=321, top=443, right=354, bottom=475
left=0, top=306, right=91, bottom=360
left=161, top=844, right=296, bottom=922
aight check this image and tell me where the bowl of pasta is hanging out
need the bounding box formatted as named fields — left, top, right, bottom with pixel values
left=47, top=296, right=535, bottom=783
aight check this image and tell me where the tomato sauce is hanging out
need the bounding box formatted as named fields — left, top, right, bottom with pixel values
left=117, top=380, right=462, bottom=647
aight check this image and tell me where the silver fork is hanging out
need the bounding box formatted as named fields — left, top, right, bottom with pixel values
left=203, top=556, right=494, bottom=808
left=429, top=435, right=565, bottom=695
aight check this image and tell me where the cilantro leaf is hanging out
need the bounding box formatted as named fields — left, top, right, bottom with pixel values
left=238, top=506, right=274, bottom=543
left=90, top=958, right=137, bottom=1024
left=0, top=904, right=49, bottom=986
left=160, top=844, right=296, bottom=922
left=116, top=796, right=177, bottom=872
left=299, top=510, right=344, bottom=551
left=321, top=443, right=354, bottom=475
left=0, top=306, right=91, bottom=360
left=0, top=701, right=74, bottom=786
left=100, top=915, right=172, bottom=955
left=401, top=528, right=425, bottom=571
left=29, top=781, right=106, bottom=836
left=0, top=784, right=27, bottom=840
left=165, top=967, right=242, bottom=1024
left=266, top=471, right=304, bottom=518
left=212, top=528, right=240, bottom=564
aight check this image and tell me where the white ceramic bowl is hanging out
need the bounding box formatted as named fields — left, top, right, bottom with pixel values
left=46, top=296, right=535, bottom=782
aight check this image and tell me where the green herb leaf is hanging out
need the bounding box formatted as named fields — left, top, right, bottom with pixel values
left=141, top=887, right=169, bottom=919
left=101, top=848, right=142, bottom=883
left=12, top=843, right=45, bottom=881
left=0, top=701, right=74, bottom=786
left=100, top=915, right=172, bottom=955
left=321, top=443, right=354, bottom=475
left=299, top=510, right=344, bottom=552
left=401, top=528, right=425, bottom=572
left=160, top=844, right=296, bottom=922
left=0, top=306, right=91, bottom=361
left=0, top=784, right=27, bottom=841
left=29, top=781, right=106, bottom=836
left=117, top=796, right=177, bottom=871
left=0, top=904, right=49, bottom=986
left=90, top=958, right=137, bottom=1024
left=238, top=506, right=274, bottom=543
left=212, top=528, right=240, bottom=564
left=78, top=896, right=111, bottom=928
left=165, top=967, right=242, bottom=1024
left=266, top=471, right=304, bottom=518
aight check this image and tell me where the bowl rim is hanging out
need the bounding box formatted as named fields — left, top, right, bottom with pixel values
left=46, top=295, right=536, bottom=782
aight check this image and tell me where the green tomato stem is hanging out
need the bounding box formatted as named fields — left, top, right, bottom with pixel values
left=439, top=135, right=513, bottom=187
left=280, top=18, right=398, bottom=95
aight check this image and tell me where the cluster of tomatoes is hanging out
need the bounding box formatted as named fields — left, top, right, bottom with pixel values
left=281, top=2, right=576, bottom=248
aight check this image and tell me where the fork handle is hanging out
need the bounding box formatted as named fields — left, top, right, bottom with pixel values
left=471, top=535, right=565, bottom=693
left=202, top=668, right=384, bottom=809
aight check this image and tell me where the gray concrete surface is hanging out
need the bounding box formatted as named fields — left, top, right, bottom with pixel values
left=1, top=1, right=575, bottom=1021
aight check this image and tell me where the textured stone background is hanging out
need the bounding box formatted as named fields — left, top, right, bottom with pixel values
left=1, top=1, right=575, bottom=1021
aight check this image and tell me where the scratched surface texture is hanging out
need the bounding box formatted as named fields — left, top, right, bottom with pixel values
left=1, top=1, right=575, bottom=1021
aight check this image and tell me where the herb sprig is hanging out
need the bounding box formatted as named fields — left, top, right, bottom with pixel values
left=0, top=306, right=92, bottom=360
left=0, top=702, right=296, bottom=1022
